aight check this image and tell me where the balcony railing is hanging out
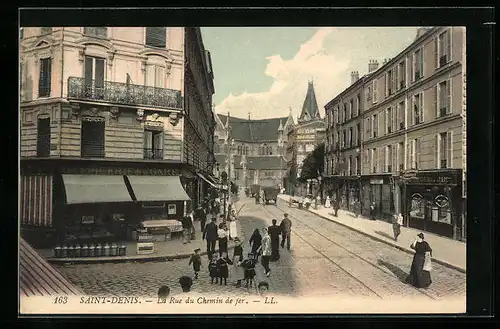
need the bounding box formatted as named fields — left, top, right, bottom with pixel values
left=68, top=77, right=183, bottom=109
left=144, top=148, right=164, bottom=160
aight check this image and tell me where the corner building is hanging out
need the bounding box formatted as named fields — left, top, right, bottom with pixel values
left=325, top=27, right=466, bottom=241
left=19, top=27, right=215, bottom=247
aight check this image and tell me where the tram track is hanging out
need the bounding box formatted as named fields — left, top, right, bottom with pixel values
left=258, top=202, right=436, bottom=300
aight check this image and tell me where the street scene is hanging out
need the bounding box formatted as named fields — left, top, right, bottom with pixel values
left=19, top=25, right=467, bottom=313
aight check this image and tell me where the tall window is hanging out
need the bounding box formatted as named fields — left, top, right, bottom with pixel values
left=412, top=93, right=424, bottom=125
left=38, top=57, right=52, bottom=98
left=36, top=118, right=51, bottom=157
left=343, top=104, right=347, bottom=122
left=146, top=65, right=165, bottom=88
left=146, top=27, right=167, bottom=48
left=397, top=60, right=406, bottom=90
left=413, top=48, right=424, bottom=81
left=342, top=130, right=346, bottom=148
left=355, top=123, right=360, bottom=146
left=436, top=132, right=453, bottom=169
left=81, top=118, right=105, bottom=158
left=436, top=80, right=452, bottom=117
left=84, top=27, right=108, bottom=38
left=237, top=145, right=242, bottom=155
left=349, top=99, right=353, bottom=119
left=386, top=69, right=394, bottom=97
left=437, top=29, right=451, bottom=68
left=408, top=138, right=421, bottom=170
left=398, top=142, right=404, bottom=171
left=84, top=56, right=105, bottom=100
left=386, top=145, right=393, bottom=172
left=348, top=127, right=353, bottom=148
left=372, top=79, right=378, bottom=103
left=398, top=101, right=405, bottom=130
left=348, top=156, right=353, bottom=176
left=386, top=107, right=393, bottom=134
left=372, top=113, right=378, bottom=138
left=355, top=94, right=360, bottom=116
left=370, top=149, right=375, bottom=173
left=356, top=155, right=360, bottom=175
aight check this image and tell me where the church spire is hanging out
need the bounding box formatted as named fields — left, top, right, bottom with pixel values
left=298, top=80, right=321, bottom=123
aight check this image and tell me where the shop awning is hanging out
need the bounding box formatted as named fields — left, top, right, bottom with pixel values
left=62, top=174, right=133, bottom=204
left=127, top=175, right=190, bottom=201
left=197, top=172, right=218, bottom=188
left=19, top=238, right=83, bottom=297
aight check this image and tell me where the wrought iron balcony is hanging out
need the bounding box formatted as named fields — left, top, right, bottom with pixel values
left=68, top=77, right=183, bottom=109
left=144, top=148, right=164, bottom=160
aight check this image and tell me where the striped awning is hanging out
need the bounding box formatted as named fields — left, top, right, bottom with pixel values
left=19, top=238, right=83, bottom=297
left=20, top=175, right=53, bottom=227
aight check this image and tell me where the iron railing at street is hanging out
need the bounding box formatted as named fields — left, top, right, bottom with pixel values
left=68, top=77, right=183, bottom=109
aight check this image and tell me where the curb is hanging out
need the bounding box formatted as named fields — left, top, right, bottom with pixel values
left=47, top=245, right=237, bottom=265
left=301, top=206, right=466, bottom=274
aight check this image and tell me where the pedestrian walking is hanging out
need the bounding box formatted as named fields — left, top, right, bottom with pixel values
left=182, top=214, right=193, bottom=244
left=217, top=251, right=233, bottom=286
left=217, top=223, right=228, bottom=256
left=333, top=197, right=339, bottom=217
left=249, top=228, right=262, bottom=261
left=259, top=228, right=272, bottom=277
left=208, top=252, right=220, bottom=284
left=406, top=233, right=433, bottom=288
left=230, top=238, right=245, bottom=287
left=240, top=253, right=257, bottom=288
left=195, top=205, right=207, bottom=233
left=370, top=201, right=377, bottom=220
left=279, top=213, right=292, bottom=251
left=392, top=213, right=403, bottom=242
left=203, top=217, right=218, bottom=259
left=188, top=248, right=202, bottom=280
left=268, top=219, right=281, bottom=261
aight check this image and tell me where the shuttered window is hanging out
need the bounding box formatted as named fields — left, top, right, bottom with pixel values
left=38, top=57, right=51, bottom=98
left=146, top=65, right=165, bottom=88
left=81, top=119, right=105, bottom=158
left=372, top=79, right=378, bottom=103
left=83, top=27, right=108, bottom=38
left=37, top=118, right=51, bottom=157
left=415, top=138, right=421, bottom=169
left=146, top=27, right=167, bottom=48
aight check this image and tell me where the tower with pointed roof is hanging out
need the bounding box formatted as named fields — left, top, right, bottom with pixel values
left=298, top=80, right=321, bottom=124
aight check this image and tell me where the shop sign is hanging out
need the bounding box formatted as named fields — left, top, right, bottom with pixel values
left=370, top=179, right=383, bottom=185
left=61, top=167, right=180, bottom=176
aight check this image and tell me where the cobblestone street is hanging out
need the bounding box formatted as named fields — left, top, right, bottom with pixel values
left=55, top=196, right=466, bottom=302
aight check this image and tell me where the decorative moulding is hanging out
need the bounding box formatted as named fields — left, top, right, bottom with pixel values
left=89, top=107, right=100, bottom=116
left=109, top=107, right=120, bottom=119
left=136, top=109, right=145, bottom=121
left=168, top=112, right=182, bottom=126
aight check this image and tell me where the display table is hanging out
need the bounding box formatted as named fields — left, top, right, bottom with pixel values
left=141, top=219, right=183, bottom=233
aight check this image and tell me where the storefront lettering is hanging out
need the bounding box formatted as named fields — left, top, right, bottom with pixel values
left=61, top=167, right=180, bottom=176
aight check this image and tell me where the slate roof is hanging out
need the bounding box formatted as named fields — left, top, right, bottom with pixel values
left=298, top=81, right=321, bottom=122
left=217, top=114, right=289, bottom=142
left=214, top=154, right=287, bottom=171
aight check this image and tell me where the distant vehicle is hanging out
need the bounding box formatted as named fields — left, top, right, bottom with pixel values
left=250, top=184, right=261, bottom=197
left=262, top=186, right=279, bottom=205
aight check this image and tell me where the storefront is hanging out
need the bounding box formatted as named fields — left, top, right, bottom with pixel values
left=360, top=174, right=394, bottom=221
left=403, top=169, right=462, bottom=240
left=20, top=159, right=192, bottom=247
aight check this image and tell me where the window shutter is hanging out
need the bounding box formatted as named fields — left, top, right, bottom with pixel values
left=392, top=68, right=397, bottom=92
left=410, top=96, right=415, bottom=126
left=385, top=73, right=388, bottom=97
left=447, top=131, right=453, bottom=168
left=434, top=84, right=439, bottom=118
left=416, top=139, right=421, bottom=169
left=372, top=79, right=377, bottom=103
left=155, top=66, right=165, bottom=88
left=447, top=78, right=452, bottom=114
left=447, top=28, right=452, bottom=63
left=420, top=48, right=424, bottom=77
left=435, top=134, right=440, bottom=168
left=392, top=144, right=397, bottom=173
left=385, top=146, right=389, bottom=172
left=385, top=109, right=388, bottom=134
left=434, top=36, right=439, bottom=69
left=420, top=92, right=424, bottom=123
left=406, top=142, right=410, bottom=169
left=376, top=114, right=379, bottom=137
left=146, top=65, right=155, bottom=87
left=94, top=58, right=105, bottom=88
left=146, top=27, right=167, bottom=48
left=393, top=106, right=397, bottom=132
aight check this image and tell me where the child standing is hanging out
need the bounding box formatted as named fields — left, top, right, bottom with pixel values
left=208, top=252, right=220, bottom=284
left=216, top=251, right=233, bottom=286
left=188, top=248, right=202, bottom=279
left=240, top=253, right=257, bottom=288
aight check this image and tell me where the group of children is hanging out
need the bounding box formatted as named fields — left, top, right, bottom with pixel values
left=188, top=240, right=258, bottom=289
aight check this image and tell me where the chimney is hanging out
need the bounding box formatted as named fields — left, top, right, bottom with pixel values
left=368, top=60, right=379, bottom=73
left=350, top=71, right=360, bottom=85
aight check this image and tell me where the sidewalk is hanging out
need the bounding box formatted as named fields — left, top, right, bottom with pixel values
left=40, top=207, right=244, bottom=265
left=278, top=195, right=466, bottom=273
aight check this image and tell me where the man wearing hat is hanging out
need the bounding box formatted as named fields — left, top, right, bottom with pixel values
left=189, top=248, right=202, bottom=279
left=279, top=213, right=292, bottom=251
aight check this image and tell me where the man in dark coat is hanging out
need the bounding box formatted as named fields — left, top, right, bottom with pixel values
left=267, top=219, right=281, bottom=262
left=195, top=205, right=207, bottom=233
left=181, top=214, right=193, bottom=244
left=203, top=217, right=218, bottom=259
left=279, top=213, right=292, bottom=251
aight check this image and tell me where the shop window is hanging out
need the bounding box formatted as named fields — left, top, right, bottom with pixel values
left=37, top=117, right=51, bottom=157
left=409, top=193, right=425, bottom=219
left=81, top=118, right=105, bottom=158
left=433, top=194, right=452, bottom=224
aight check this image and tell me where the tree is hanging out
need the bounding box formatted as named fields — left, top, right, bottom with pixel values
left=298, top=143, right=325, bottom=182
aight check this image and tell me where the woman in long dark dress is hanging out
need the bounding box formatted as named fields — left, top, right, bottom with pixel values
left=406, top=233, right=433, bottom=288
left=249, top=229, right=262, bottom=261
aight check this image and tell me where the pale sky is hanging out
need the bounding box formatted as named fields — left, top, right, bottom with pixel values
left=201, top=27, right=419, bottom=120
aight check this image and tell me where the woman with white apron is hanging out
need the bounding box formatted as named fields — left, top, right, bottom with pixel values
left=230, top=238, right=245, bottom=287
left=229, top=209, right=238, bottom=240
